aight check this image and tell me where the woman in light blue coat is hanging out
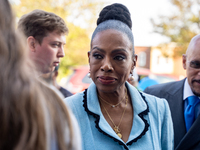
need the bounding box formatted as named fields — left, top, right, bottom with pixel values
left=64, top=3, right=173, bottom=150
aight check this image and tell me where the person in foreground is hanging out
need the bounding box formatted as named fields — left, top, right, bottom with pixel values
left=64, top=3, right=173, bottom=150
left=18, top=9, right=67, bottom=74
left=0, top=1, right=81, bottom=149
left=144, top=34, right=200, bottom=150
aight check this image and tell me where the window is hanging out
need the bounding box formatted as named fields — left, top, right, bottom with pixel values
left=138, top=52, right=146, bottom=67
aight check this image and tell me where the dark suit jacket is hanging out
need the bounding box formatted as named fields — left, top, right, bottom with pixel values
left=144, top=78, right=200, bottom=150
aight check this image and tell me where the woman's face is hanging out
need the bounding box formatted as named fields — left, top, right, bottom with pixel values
left=88, top=29, right=135, bottom=93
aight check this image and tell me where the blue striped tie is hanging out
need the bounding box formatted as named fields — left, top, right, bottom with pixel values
left=184, top=96, right=200, bottom=131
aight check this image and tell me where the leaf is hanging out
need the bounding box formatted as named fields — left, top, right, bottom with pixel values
left=151, top=0, right=200, bottom=57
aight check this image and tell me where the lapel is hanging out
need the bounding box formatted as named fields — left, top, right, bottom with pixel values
left=165, top=79, right=186, bottom=148
left=176, top=115, right=200, bottom=150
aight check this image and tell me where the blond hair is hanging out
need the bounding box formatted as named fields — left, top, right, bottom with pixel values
left=0, top=0, right=74, bottom=149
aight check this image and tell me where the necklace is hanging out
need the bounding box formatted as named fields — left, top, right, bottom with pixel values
left=99, top=88, right=128, bottom=139
left=98, top=88, right=127, bottom=108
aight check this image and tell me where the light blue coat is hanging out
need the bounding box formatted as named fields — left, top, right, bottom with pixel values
left=64, top=82, right=174, bottom=150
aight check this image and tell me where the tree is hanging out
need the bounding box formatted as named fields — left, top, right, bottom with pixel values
left=12, top=0, right=105, bottom=79
left=151, top=0, right=200, bottom=57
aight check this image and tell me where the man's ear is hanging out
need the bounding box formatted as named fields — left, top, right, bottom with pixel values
left=182, top=54, right=187, bottom=70
left=27, top=36, right=37, bottom=52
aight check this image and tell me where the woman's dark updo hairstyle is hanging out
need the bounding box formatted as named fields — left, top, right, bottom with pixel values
left=97, top=3, right=132, bottom=30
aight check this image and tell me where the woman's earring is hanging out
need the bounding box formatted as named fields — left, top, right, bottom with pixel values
left=87, top=72, right=91, bottom=78
left=130, top=74, right=134, bottom=81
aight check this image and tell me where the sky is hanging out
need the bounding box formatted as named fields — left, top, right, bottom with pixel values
left=103, top=0, right=173, bottom=47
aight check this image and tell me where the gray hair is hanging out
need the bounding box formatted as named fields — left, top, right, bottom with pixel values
left=91, top=20, right=135, bottom=54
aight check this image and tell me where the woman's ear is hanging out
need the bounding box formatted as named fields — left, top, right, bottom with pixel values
left=131, top=54, right=137, bottom=73
left=88, top=51, right=91, bottom=63
left=27, top=36, right=36, bottom=52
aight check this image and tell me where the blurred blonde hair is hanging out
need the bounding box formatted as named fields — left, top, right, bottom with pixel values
left=0, top=0, right=73, bottom=149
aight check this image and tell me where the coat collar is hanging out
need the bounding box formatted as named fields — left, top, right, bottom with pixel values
left=83, top=82, right=149, bottom=147
left=86, top=82, right=148, bottom=117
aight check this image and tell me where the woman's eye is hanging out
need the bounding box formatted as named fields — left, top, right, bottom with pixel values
left=114, top=55, right=125, bottom=61
left=93, top=53, right=103, bottom=59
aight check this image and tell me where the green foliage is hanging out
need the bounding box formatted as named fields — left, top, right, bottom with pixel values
left=12, top=0, right=105, bottom=79
left=151, top=0, right=200, bottom=57
left=59, top=22, right=91, bottom=79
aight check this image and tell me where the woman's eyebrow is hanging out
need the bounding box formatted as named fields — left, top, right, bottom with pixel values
left=92, top=46, right=104, bottom=52
left=112, top=49, right=127, bottom=53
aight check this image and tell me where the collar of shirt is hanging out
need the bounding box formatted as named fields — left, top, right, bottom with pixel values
left=183, top=78, right=195, bottom=101
left=183, top=78, right=200, bottom=119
